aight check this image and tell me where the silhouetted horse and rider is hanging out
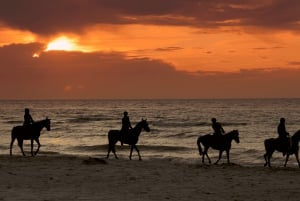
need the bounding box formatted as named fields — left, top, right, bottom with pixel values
left=197, top=118, right=240, bottom=164
left=10, top=116, right=51, bottom=156
left=264, top=118, right=300, bottom=168
left=264, top=130, right=300, bottom=168
left=197, top=130, right=240, bottom=164
left=107, top=118, right=150, bottom=160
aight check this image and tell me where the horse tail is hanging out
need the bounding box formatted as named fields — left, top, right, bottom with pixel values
left=11, top=126, right=18, bottom=139
left=10, top=126, right=19, bottom=156
left=264, top=138, right=271, bottom=151
left=264, top=138, right=275, bottom=155
left=197, top=136, right=203, bottom=156
left=264, top=139, right=267, bottom=149
left=108, top=130, right=120, bottom=145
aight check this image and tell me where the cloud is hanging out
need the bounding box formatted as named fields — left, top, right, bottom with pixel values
left=0, top=43, right=300, bottom=99
left=288, top=61, right=300, bottom=67
left=155, top=47, right=184, bottom=52
left=0, top=0, right=299, bottom=35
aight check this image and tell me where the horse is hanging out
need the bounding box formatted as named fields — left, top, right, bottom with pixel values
left=10, top=118, right=51, bottom=156
left=197, top=130, right=240, bottom=164
left=264, top=130, right=300, bottom=168
left=106, top=119, right=150, bottom=160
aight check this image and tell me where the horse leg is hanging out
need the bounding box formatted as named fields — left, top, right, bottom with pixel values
left=197, top=137, right=203, bottom=156
left=31, top=139, right=34, bottom=156
left=107, top=132, right=119, bottom=159
left=295, top=152, right=300, bottom=168
left=10, top=137, right=16, bottom=156
left=215, top=150, right=223, bottom=164
left=284, top=154, right=290, bottom=167
left=17, top=139, right=26, bottom=156
left=202, top=147, right=210, bottom=163
left=106, top=144, right=111, bottom=159
left=34, top=138, right=41, bottom=155
left=129, top=145, right=133, bottom=160
left=206, top=152, right=211, bottom=164
left=226, top=149, right=230, bottom=164
left=263, top=153, right=268, bottom=167
left=107, top=144, right=118, bottom=159
left=134, top=145, right=142, bottom=161
left=201, top=151, right=205, bottom=163
left=265, top=151, right=274, bottom=168
left=128, top=145, right=141, bottom=161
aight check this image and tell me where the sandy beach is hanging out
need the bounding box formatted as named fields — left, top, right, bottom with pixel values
left=0, top=154, right=299, bottom=201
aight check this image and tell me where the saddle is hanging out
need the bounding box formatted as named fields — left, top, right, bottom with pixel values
left=276, top=137, right=292, bottom=155
left=120, top=128, right=132, bottom=136
left=212, top=134, right=225, bottom=147
left=120, top=129, right=132, bottom=146
left=22, top=124, right=32, bottom=131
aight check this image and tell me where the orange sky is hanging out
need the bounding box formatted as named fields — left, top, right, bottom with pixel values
left=0, top=0, right=300, bottom=99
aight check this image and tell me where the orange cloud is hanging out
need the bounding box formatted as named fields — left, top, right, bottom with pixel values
left=0, top=43, right=299, bottom=99
left=1, top=1, right=300, bottom=99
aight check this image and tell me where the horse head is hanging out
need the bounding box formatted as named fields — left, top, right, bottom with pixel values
left=141, top=118, right=150, bottom=132
left=45, top=117, right=51, bottom=131
left=232, top=130, right=240, bottom=143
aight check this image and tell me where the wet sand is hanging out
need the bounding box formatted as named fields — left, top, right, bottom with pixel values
left=0, top=154, right=299, bottom=201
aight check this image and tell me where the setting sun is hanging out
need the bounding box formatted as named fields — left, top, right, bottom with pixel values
left=45, top=36, right=75, bottom=51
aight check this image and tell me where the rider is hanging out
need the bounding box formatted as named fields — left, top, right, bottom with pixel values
left=277, top=117, right=291, bottom=155
left=211, top=118, right=225, bottom=136
left=23, top=108, right=34, bottom=126
left=120, top=111, right=132, bottom=145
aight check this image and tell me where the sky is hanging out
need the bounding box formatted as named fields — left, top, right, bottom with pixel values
left=0, top=0, right=300, bottom=99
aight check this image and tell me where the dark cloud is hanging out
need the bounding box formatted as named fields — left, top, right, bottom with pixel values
left=0, top=43, right=299, bottom=99
left=0, top=0, right=299, bottom=35
left=288, top=61, right=300, bottom=66
left=252, top=47, right=268, bottom=50
left=155, top=47, right=184, bottom=52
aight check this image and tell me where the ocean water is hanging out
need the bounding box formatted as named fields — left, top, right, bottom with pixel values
left=0, top=99, right=300, bottom=166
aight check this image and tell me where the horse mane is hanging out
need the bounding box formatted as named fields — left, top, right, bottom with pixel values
left=33, top=118, right=50, bottom=124
left=226, top=130, right=238, bottom=136
left=292, top=130, right=300, bottom=140
left=33, top=119, right=44, bottom=124
left=133, top=119, right=146, bottom=129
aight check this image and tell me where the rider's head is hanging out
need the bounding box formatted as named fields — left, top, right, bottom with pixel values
left=280, top=117, right=285, bottom=123
left=124, top=111, right=128, bottom=116
left=211, top=118, right=216, bottom=123
left=25, top=108, right=30, bottom=114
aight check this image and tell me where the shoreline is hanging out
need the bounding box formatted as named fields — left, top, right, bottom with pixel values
left=1, top=154, right=299, bottom=201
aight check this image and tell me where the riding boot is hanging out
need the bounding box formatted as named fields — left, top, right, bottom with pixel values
left=120, top=135, right=123, bottom=146
left=120, top=130, right=124, bottom=146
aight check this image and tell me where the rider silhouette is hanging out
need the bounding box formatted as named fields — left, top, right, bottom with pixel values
left=23, top=108, right=34, bottom=126
left=211, top=118, right=225, bottom=136
left=120, top=111, right=132, bottom=145
left=277, top=117, right=290, bottom=156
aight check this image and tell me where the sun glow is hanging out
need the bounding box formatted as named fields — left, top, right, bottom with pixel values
left=45, top=36, right=76, bottom=51
left=32, top=53, right=40, bottom=58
